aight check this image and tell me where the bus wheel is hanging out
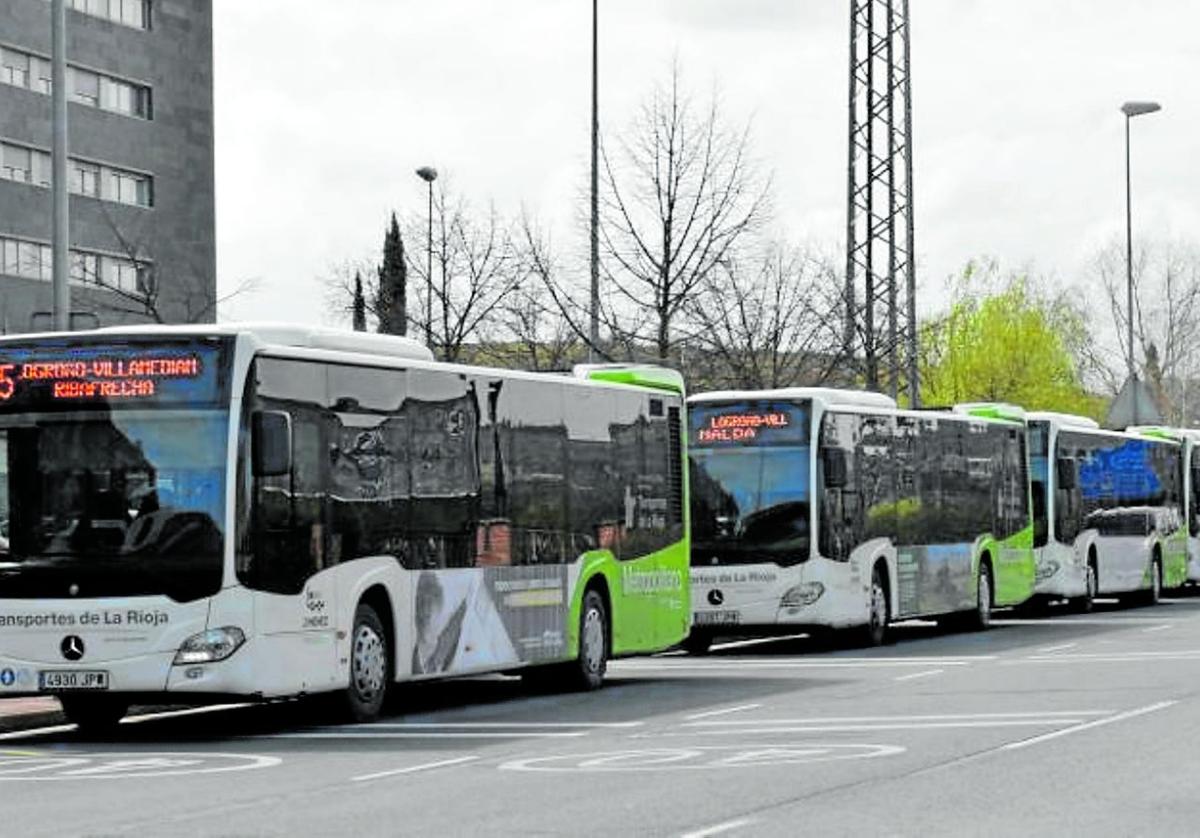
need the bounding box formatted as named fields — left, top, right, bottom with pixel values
left=572, top=589, right=608, bottom=691
left=861, top=565, right=890, bottom=647
left=968, top=563, right=993, bottom=631
left=1073, top=561, right=1097, bottom=613
left=60, top=695, right=128, bottom=733
left=1146, top=559, right=1163, bottom=606
left=344, top=603, right=389, bottom=722
left=682, top=632, right=713, bottom=655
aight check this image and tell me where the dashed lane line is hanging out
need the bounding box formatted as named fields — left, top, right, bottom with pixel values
left=1143, top=624, right=1173, bottom=633
left=679, top=817, right=758, bottom=838
left=684, top=711, right=1111, bottom=725
left=893, top=668, right=943, bottom=682
left=1037, top=642, right=1077, bottom=653
left=1001, top=701, right=1178, bottom=751
left=685, top=704, right=762, bottom=721
left=351, top=755, right=480, bottom=783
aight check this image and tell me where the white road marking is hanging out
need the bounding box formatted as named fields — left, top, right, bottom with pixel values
left=351, top=755, right=479, bottom=782
left=1143, top=624, right=1173, bottom=633
left=679, top=720, right=1086, bottom=734
left=263, top=731, right=592, bottom=740
left=120, top=704, right=253, bottom=725
left=709, top=634, right=810, bottom=652
left=1002, top=701, right=1177, bottom=751
left=0, top=725, right=75, bottom=742
left=992, top=617, right=1177, bottom=627
left=1014, top=650, right=1200, bottom=664
left=680, top=817, right=757, bottom=838
left=1037, top=642, right=1077, bottom=653
left=893, top=668, right=943, bottom=682
left=614, top=656, right=994, bottom=672
left=686, top=711, right=1110, bottom=725
left=348, top=721, right=643, bottom=729
left=685, top=704, right=762, bottom=721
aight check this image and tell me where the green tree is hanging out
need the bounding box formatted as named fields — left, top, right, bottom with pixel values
left=920, top=262, right=1104, bottom=419
left=376, top=213, right=407, bottom=335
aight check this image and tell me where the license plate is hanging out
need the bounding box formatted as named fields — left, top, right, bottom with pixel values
left=38, top=670, right=110, bottom=691
left=694, top=610, right=741, bottom=626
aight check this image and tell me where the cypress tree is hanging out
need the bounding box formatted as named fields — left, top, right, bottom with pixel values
left=376, top=213, right=407, bottom=335
left=352, top=271, right=367, bottom=331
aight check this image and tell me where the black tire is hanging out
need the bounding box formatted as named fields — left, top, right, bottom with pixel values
left=1145, top=558, right=1163, bottom=607
left=681, top=631, right=713, bottom=656
left=60, top=695, right=128, bottom=733
left=570, top=589, right=608, bottom=691
left=965, top=562, right=993, bottom=631
left=1073, top=560, right=1097, bottom=613
left=858, top=564, right=890, bottom=647
left=343, top=603, right=389, bottom=723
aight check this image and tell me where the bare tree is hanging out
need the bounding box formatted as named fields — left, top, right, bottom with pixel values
left=404, top=181, right=523, bottom=362
left=1092, top=237, right=1200, bottom=421
left=88, top=209, right=255, bottom=323
left=598, top=63, right=772, bottom=360
left=684, top=244, right=846, bottom=390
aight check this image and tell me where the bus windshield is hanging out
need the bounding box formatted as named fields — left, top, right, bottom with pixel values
left=688, top=400, right=811, bottom=566
left=0, top=337, right=233, bottom=603
left=0, top=409, right=227, bottom=602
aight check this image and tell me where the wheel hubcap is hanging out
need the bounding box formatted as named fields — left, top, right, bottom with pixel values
left=352, top=624, right=386, bottom=699
left=582, top=607, right=605, bottom=673
left=1087, top=566, right=1096, bottom=599
left=979, top=573, right=991, bottom=621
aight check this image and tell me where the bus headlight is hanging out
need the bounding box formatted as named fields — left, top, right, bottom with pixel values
left=1035, top=559, right=1060, bottom=582
left=780, top=582, right=825, bottom=611
left=173, top=627, right=246, bottom=665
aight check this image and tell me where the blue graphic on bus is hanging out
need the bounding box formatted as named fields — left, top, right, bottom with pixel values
left=1077, top=439, right=1163, bottom=502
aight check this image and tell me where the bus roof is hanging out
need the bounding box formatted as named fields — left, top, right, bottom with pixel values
left=1024, top=411, right=1100, bottom=430
left=688, top=387, right=897, bottom=410
left=0, top=322, right=436, bottom=362
left=572, top=364, right=685, bottom=394
left=953, top=402, right=1026, bottom=422
left=1127, top=424, right=1200, bottom=442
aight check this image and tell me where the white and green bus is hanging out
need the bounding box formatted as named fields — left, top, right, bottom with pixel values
left=0, top=324, right=689, bottom=729
left=686, top=388, right=1035, bottom=651
left=1127, top=425, right=1200, bottom=587
left=1028, top=413, right=1186, bottom=609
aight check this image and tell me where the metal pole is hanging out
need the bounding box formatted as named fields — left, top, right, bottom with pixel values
left=903, top=0, right=919, bottom=408
left=589, top=0, right=600, bottom=361
left=426, top=181, right=434, bottom=349
left=51, top=0, right=70, bottom=331
left=1125, top=113, right=1137, bottom=424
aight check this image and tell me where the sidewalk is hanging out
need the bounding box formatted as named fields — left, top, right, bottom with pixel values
left=0, top=697, right=63, bottom=733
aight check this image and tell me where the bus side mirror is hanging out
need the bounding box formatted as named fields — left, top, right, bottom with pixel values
left=822, top=448, right=848, bottom=489
left=252, top=410, right=292, bottom=477
left=1056, top=458, right=1076, bottom=491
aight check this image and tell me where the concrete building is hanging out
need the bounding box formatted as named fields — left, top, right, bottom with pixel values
left=0, top=0, right=214, bottom=333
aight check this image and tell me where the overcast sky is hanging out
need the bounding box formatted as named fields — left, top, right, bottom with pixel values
left=212, top=1, right=1198, bottom=330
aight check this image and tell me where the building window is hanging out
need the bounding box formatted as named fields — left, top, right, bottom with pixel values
left=1, top=49, right=30, bottom=88
left=108, top=169, right=151, bottom=206
left=70, top=251, right=100, bottom=285
left=1, top=145, right=32, bottom=183
left=32, top=149, right=52, bottom=187
left=72, top=160, right=101, bottom=197
left=1, top=239, right=18, bottom=276
left=70, top=67, right=100, bottom=107
left=31, top=56, right=53, bottom=94
left=98, top=76, right=150, bottom=118
left=65, top=0, right=150, bottom=29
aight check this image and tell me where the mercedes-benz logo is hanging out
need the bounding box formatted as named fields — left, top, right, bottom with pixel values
left=707, top=589, right=725, bottom=607
left=60, top=635, right=85, bottom=662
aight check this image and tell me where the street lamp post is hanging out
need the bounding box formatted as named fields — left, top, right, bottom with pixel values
left=1120, top=100, right=1161, bottom=424
left=589, top=0, right=600, bottom=361
left=415, top=166, right=438, bottom=349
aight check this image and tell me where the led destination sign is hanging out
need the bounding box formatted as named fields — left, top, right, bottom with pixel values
left=689, top=401, right=811, bottom=447
left=696, top=411, right=790, bottom=443
left=0, top=340, right=229, bottom=409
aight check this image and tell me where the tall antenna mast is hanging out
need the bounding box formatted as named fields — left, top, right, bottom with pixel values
left=846, top=0, right=917, bottom=404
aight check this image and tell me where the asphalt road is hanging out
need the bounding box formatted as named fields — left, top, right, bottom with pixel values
left=4, top=595, right=1200, bottom=837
